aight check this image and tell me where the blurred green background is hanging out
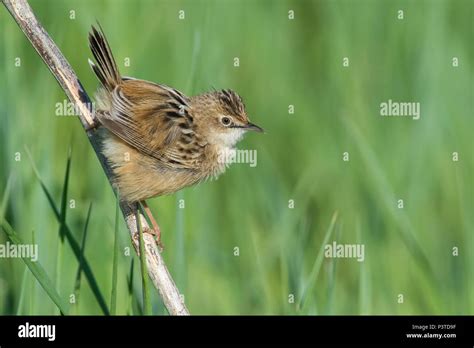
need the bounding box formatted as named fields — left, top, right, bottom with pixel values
left=0, top=0, right=472, bottom=315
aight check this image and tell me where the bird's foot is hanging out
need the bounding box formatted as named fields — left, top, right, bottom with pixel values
left=133, top=226, right=164, bottom=252
left=140, top=200, right=164, bottom=252
left=147, top=225, right=164, bottom=252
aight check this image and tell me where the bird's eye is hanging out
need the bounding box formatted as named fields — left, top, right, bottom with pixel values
left=221, top=116, right=232, bottom=126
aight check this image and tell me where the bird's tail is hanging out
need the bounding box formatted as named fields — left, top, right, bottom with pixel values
left=88, top=24, right=121, bottom=91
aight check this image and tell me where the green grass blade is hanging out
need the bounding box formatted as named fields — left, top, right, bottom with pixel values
left=126, top=259, right=143, bottom=316
left=0, top=173, right=14, bottom=219
left=326, top=222, right=342, bottom=314
left=72, top=202, right=93, bottom=314
left=17, top=230, right=37, bottom=315
left=30, top=229, right=37, bottom=313
left=357, top=220, right=370, bottom=314
left=298, top=211, right=338, bottom=311
left=59, top=147, right=72, bottom=241
left=16, top=265, right=28, bottom=315
left=137, top=209, right=151, bottom=315
left=61, top=211, right=110, bottom=315
left=55, top=148, right=71, bottom=314
left=0, top=220, right=69, bottom=315
left=185, top=31, right=201, bottom=92
left=126, top=258, right=135, bottom=315
left=1, top=174, right=28, bottom=315
left=25, top=148, right=110, bottom=315
left=25, top=147, right=60, bottom=217
left=110, top=194, right=120, bottom=315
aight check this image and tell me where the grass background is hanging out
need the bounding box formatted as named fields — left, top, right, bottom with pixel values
left=0, top=0, right=472, bottom=315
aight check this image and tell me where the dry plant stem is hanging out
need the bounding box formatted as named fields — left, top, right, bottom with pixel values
left=2, top=0, right=189, bottom=315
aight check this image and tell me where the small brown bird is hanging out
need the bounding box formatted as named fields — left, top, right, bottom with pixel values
left=88, top=26, right=263, bottom=246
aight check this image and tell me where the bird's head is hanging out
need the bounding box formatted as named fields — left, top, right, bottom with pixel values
left=193, top=89, right=263, bottom=149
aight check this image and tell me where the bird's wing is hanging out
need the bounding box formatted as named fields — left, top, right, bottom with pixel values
left=97, top=79, right=207, bottom=169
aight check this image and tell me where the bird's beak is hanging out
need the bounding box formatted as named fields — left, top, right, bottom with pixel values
left=245, top=122, right=264, bottom=133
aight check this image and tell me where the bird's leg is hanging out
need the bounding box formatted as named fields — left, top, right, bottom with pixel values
left=140, top=200, right=164, bottom=250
